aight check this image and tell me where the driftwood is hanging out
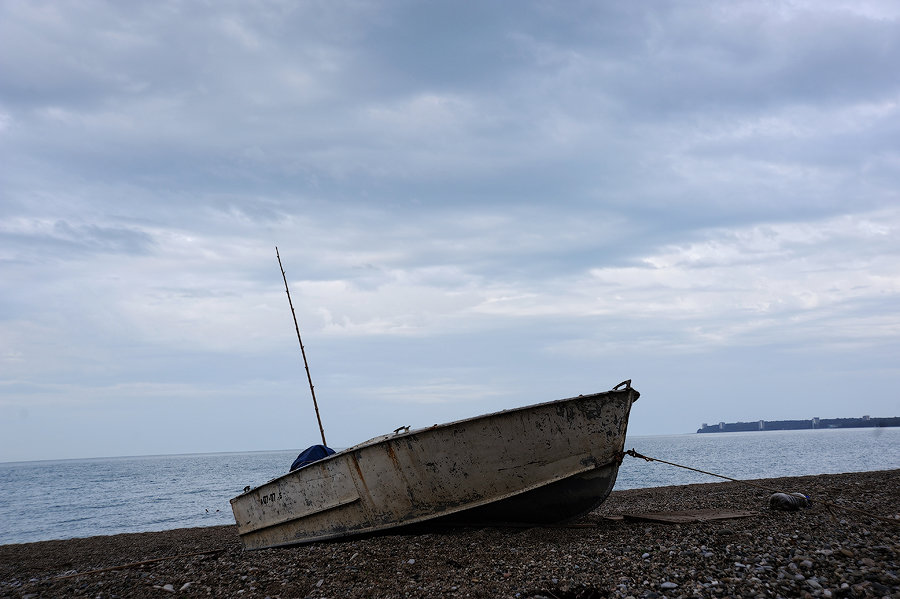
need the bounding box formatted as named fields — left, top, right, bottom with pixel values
left=55, top=547, right=226, bottom=580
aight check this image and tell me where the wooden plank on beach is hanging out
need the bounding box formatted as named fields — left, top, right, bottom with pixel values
left=620, top=509, right=758, bottom=524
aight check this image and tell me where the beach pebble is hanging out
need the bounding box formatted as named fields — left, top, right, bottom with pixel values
left=717, top=528, right=734, bottom=536
left=660, top=581, right=678, bottom=589
left=3, top=470, right=898, bottom=599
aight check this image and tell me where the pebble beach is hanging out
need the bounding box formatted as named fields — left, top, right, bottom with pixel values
left=2, top=469, right=898, bottom=598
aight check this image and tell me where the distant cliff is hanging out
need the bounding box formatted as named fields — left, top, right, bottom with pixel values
left=697, top=416, right=900, bottom=434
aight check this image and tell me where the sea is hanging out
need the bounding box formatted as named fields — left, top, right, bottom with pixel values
left=1, top=427, right=898, bottom=546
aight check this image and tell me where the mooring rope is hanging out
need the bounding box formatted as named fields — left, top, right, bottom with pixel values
left=622, top=449, right=787, bottom=494
left=622, top=448, right=899, bottom=527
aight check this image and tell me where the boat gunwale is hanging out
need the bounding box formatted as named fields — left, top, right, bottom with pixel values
left=238, top=454, right=623, bottom=548
left=231, top=384, right=637, bottom=502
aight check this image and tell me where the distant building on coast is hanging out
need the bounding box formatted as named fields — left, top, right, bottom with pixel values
left=696, top=416, right=900, bottom=434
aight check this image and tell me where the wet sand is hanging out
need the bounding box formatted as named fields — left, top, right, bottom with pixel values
left=2, top=469, right=898, bottom=598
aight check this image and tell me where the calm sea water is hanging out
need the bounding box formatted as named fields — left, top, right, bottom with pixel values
left=1, top=428, right=897, bottom=545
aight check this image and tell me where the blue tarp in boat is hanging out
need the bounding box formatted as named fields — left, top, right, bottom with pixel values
left=290, top=444, right=336, bottom=471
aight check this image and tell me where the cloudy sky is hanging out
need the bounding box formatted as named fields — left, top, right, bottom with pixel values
left=1, top=1, right=898, bottom=463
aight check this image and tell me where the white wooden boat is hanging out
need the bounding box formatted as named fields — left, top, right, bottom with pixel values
left=230, top=380, right=639, bottom=549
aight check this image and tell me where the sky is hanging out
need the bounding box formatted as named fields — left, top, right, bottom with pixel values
left=1, top=1, right=899, bottom=463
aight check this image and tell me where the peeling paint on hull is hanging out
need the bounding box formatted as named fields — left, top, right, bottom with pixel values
left=230, top=383, right=639, bottom=550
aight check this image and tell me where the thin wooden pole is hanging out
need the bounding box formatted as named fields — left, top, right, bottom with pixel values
left=276, top=247, right=327, bottom=447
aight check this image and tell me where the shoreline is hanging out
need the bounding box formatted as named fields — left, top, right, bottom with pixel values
left=2, top=469, right=898, bottom=598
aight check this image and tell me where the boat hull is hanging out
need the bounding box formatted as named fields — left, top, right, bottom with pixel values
left=231, top=383, right=638, bottom=549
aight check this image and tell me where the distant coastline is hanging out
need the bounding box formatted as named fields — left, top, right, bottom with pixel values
left=697, top=416, right=900, bottom=433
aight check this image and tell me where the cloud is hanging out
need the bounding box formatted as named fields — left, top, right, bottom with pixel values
left=0, top=217, right=156, bottom=258
left=2, top=1, right=900, bottom=460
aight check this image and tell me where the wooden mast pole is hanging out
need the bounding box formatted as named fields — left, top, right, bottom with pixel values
left=276, top=247, right=327, bottom=447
